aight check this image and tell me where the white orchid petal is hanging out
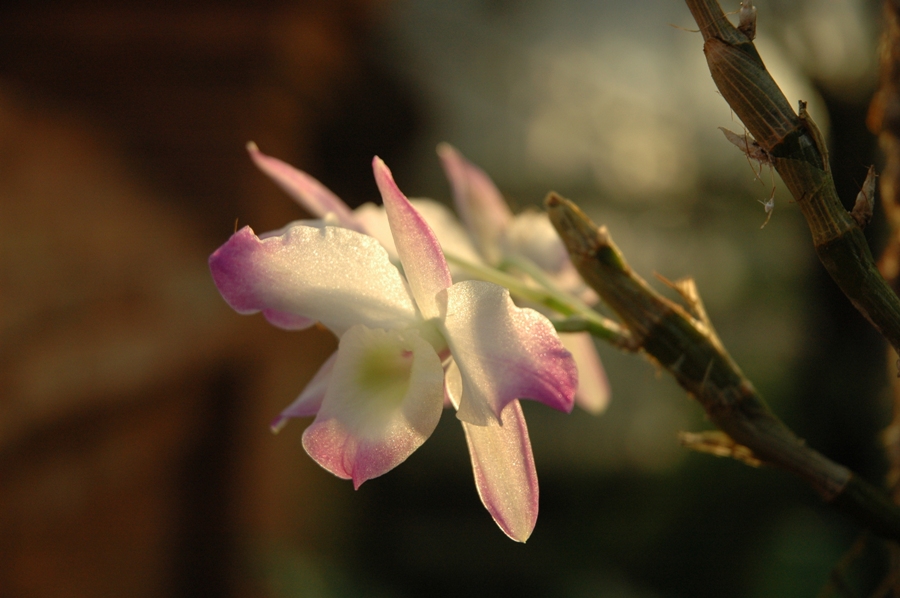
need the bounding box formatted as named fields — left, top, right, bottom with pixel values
left=247, top=142, right=362, bottom=231
left=353, top=202, right=398, bottom=259
left=373, top=157, right=452, bottom=319
left=355, top=199, right=487, bottom=280
left=261, top=310, right=316, bottom=331
left=446, top=361, right=538, bottom=540
left=502, top=211, right=569, bottom=274
left=559, top=333, right=611, bottom=414
left=463, top=400, right=538, bottom=542
left=444, top=358, right=463, bottom=410
left=302, top=325, right=445, bottom=488
left=437, top=143, right=511, bottom=264
left=209, top=224, right=417, bottom=336
left=410, top=199, right=486, bottom=272
left=271, top=351, right=337, bottom=432
left=439, top=280, right=577, bottom=425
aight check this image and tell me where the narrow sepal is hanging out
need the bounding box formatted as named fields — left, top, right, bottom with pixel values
left=271, top=351, right=337, bottom=432
left=437, top=143, right=511, bottom=264
left=463, top=400, right=538, bottom=542
left=247, top=142, right=363, bottom=231
left=560, top=332, right=610, bottom=414
left=373, top=157, right=452, bottom=319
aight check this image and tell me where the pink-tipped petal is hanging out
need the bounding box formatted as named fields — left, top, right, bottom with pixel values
left=271, top=351, right=338, bottom=432
left=355, top=200, right=486, bottom=278
left=261, top=310, right=316, bottom=330
left=302, top=325, right=445, bottom=488
left=373, top=157, right=452, bottom=319
left=560, top=333, right=611, bottom=415
left=439, top=280, right=577, bottom=425
left=446, top=362, right=538, bottom=540
left=209, top=224, right=417, bottom=336
left=247, top=142, right=363, bottom=232
left=462, top=400, right=538, bottom=542
left=437, top=143, right=512, bottom=264
left=411, top=200, right=486, bottom=271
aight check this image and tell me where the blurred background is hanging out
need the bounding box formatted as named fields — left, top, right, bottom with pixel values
left=0, top=0, right=890, bottom=596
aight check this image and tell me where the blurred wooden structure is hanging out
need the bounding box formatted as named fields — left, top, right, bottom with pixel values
left=0, top=2, right=406, bottom=596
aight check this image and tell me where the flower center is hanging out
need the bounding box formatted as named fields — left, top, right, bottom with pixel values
left=356, top=345, right=414, bottom=395
left=414, top=319, right=450, bottom=361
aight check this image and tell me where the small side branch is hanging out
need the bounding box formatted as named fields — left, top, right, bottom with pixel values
left=547, top=193, right=900, bottom=541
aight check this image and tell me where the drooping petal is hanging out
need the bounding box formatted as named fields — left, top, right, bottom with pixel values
left=247, top=142, right=363, bottom=232
left=559, top=332, right=610, bottom=415
left=438, top=280, right=577, bottom=425
left=445, top=362, right=539, bottom=542
left=437, top=143, right=512, bottom=264
left=271, top=351, right=338, bottom=432
left=373, top=157, right=452, bottom=319
left=302, top=325, right=445, bottom=488
left=463, top=400, right=538, bottom=543
left=209, top=224, right=417, bottom=337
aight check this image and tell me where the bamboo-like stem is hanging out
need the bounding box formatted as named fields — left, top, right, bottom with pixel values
left=547, top=194, right=900, bottom=541
left=684, top=0, right=900, bottom=356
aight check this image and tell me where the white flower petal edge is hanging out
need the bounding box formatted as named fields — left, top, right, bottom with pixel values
left=302, top=325, right=445, bottom=488
left=354, top=200, right=486, bottom=280
left=559, top=333, right=611, bottom=414
left=247, top=142, right=363, bottom=232
left=409, top=200, right=485, bottom=268
left=353, top=202, right=398, bottom=257
left=209, top=223, right=418, bottom=337
left=271, top=351, right=338, bottom=432
left=439, top=280, right=577, bottom=426
left=446, top=361, right=538, bottom=542
left=374, top=157, right=452, bottom=320
left=463, top=402, right=538, bottom=542
left=502, top=210, right=569, bottom=274
left=437, top=142, right=511, bottom=264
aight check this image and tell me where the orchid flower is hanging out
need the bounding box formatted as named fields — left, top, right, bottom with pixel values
left=437, top=144, right=611, bottom=414
left=210, top=155, right=577, bottom=541
left=248, top=142, right=612, bottom=414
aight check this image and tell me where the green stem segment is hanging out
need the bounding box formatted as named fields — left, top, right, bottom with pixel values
left=443, top=252, right=630, bottom=345
left=685, top=0, right=900, bottom=355
left=547, top=194, right=900, bottom=542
